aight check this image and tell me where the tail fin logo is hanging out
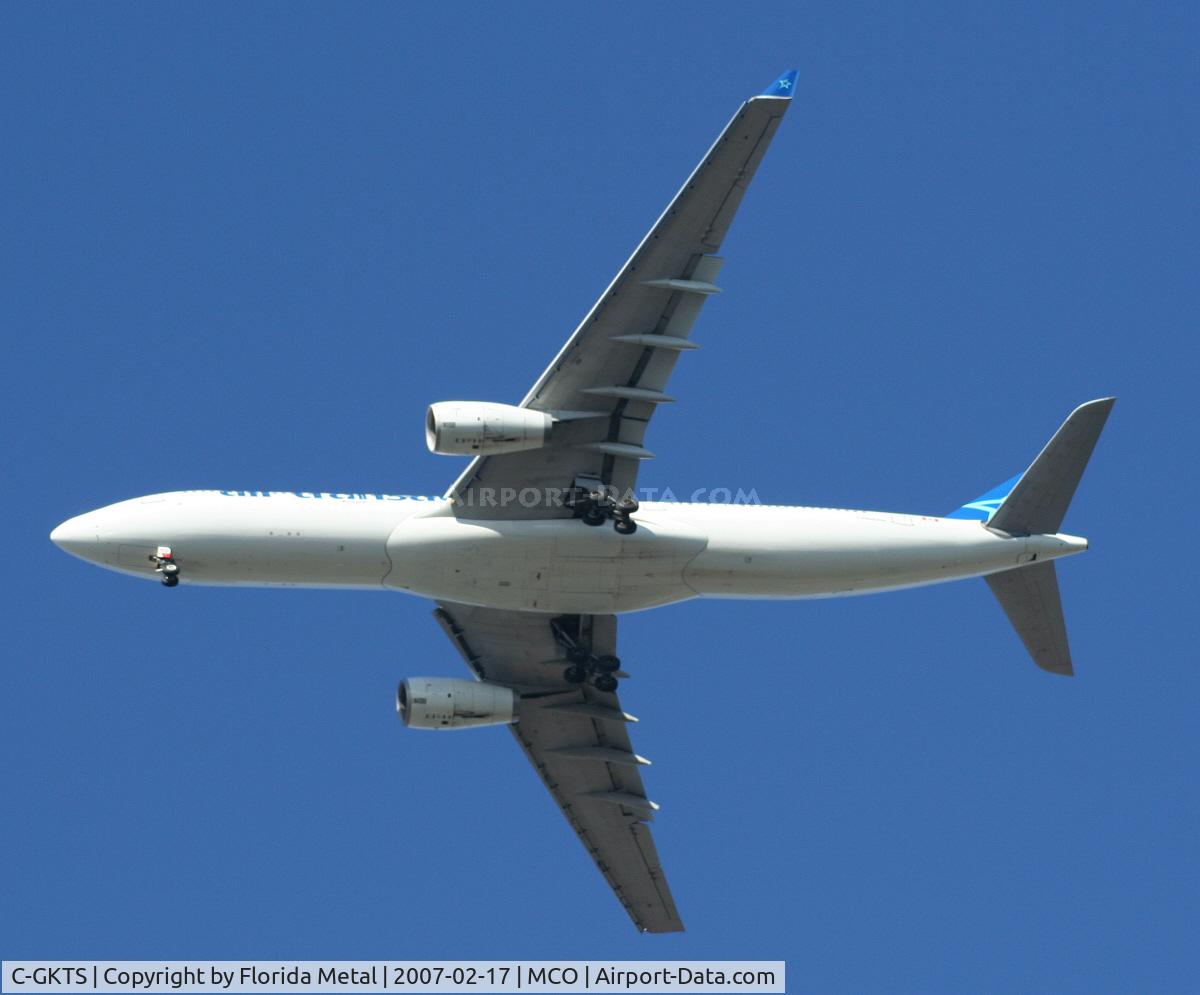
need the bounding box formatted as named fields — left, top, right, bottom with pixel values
left=947, top=473, right=1023, bottom=522
left=956, top=496, right=1006, bottom=518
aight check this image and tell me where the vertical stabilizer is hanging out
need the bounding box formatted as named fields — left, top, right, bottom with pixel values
left=986, top=562, right=1072, bottom=675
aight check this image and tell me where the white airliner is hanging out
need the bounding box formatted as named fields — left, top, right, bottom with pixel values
left=51, top=70, right=1113, bottom=933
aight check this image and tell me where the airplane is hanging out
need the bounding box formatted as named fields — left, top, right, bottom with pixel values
left=49, top=69, right=1113, bottom=933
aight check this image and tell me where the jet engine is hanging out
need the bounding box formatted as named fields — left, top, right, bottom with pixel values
left=425, top=401, right=552, bottom=456
left=396, top=677, right=519, bottom=730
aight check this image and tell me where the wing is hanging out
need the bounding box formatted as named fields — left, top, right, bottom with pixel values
left=433, top=601, right=683, bottom=933
left=448, top=71, right=798, bottom=519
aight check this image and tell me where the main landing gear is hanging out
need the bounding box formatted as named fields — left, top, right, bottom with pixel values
left=576, top=487, right=639, bottom=535
left=552, top=617, right=622, bottom=693
left=148, top=546, right=180, bottom=587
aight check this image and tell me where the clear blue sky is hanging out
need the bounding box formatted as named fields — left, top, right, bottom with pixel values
left=2, top=3, right=1196, bottom=991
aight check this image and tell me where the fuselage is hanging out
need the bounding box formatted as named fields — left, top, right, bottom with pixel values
left=49, top=490, right=1087, bottom=614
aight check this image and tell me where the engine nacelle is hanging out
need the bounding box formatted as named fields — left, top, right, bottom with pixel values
left=425, top=401, right=552, bottom=456
left=396, top=677, right=518, bottom=730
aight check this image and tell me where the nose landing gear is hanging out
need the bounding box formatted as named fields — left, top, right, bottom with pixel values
left=148, top=546, right=180, bottom=587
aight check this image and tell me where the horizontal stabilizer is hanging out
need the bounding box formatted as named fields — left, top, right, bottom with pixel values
left=989, top=398, right=1115, bottom=535
left=986, top=562, right=1072, bottom=675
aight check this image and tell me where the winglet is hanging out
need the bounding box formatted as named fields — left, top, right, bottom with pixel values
left=759, top=69, right=798, bottom=99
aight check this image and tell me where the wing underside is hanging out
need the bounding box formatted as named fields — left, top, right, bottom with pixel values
left=448, top=79, right=796, bottom=519
left=433, top=601, right=683, bottom=933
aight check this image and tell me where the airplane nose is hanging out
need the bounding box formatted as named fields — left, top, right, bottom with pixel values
left=50, top=515, right=97, bottom=555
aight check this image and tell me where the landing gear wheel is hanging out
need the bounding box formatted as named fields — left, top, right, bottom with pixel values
left=616, top=496, right=639, bottom=514
left=566, top=645, right=590, bottom=665
left=594, top=673, right=619, bottom=693
left=582, top=506, right=607, bottom=527
left=594, top=654, right=620, bottom=673
left=613, top=517, right=637, bottom=535
left=150, top=548, right=180, bottom=584
left=563, top=665, right=588, bottom=685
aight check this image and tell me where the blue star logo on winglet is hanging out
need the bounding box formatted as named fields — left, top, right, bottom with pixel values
left=759, top=69, right=799, bottom=98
